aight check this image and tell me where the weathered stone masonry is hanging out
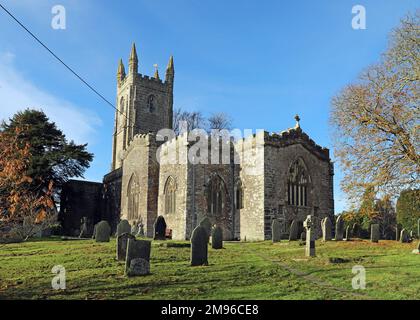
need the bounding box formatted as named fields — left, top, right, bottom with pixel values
left=59, top=44, right=334, bottom=241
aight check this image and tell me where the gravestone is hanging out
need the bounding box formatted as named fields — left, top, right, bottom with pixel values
left=211, top=226, right=223, bottom=249
left=303, top=215, right=315, bottom=257
left=79, top=217, right=89, bottom=238
left=125, top=238, right=151, bottom=276
left=400, top=229, right=409, bottom=243
left=127, top=258, right=150, bottom=276
left=271, top=219, right=282, bottom=243
left=395, top=225, right=401, bottom=241
left=136, top=222, right=145, bottom=237
left=131, top=221, right=139, bottom=235
left=116, top=232, right=135, bottom=261
left=335, top=216, right=344, bottom=241
left=300, top=231, right=306, bottom=242
left=191, top=225, right=208, bottom=266
left=345, top=225, right=351, bottom=241
left=199, top=217, right=212, bottom=243
left=116, top=220, right=131, bottom=237
left=95, top=221, right=111, bottom=242
left=371, top=224, right=379, bottom=243
left=154, top=216, right=167, bottom=240
left=289, top=220, right=299, bottom=241
left=352, top=223, right=360, bottom=238
left=322, top=217, right=332, bottom=241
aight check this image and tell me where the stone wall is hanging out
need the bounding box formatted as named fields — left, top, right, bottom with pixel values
left=121, top=133, right=160, bottom=238
left=158, top=134, right=189, bottom=240
left=102, top=167, right=123, bottom=232
left=263, top=128, right=334, bottom=239
left=59, top=180, right=103, bottom=236
left=235, top=131, right=265, bottom=241
left=157, top=135, right=240, bottom=240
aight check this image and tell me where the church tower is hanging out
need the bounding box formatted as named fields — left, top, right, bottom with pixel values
left=111, top=43, right=174, bottom=170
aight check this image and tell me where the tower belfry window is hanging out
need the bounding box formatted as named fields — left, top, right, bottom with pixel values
left=147, top=95, right=156, bottom=113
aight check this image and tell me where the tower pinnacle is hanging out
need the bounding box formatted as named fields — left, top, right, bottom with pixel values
left=165, top=56, right=174, bottom=83
left=153, top=64, right=160, bottom=79
left=129, top=43, right=138, bottom=74
left=117, top=59, right=126, bottom=83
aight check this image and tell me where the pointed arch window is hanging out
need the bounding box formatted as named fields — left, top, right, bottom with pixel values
left=235, top=180, right=244, bottom=210
left=147, top=95, right=156, bottom=113
left=287, top=159, right=310, bottom=207
left=207, top=175, right=226, bottom=216
left=164, top=176, right=177, bottom=214
left=127, top=173, right=139, bottom=220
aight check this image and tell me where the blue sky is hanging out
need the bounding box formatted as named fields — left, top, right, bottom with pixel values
left=0, top=0, right=418, bottom=213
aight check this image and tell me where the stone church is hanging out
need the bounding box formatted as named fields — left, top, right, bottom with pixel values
left=59, top=44, right=334, bottom=241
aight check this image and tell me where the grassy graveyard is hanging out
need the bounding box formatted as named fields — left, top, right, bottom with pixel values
left=0, top=238, right=418, bottom=300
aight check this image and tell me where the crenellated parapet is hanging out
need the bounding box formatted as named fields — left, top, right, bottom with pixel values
left=265, top=127, right=330, bottom=162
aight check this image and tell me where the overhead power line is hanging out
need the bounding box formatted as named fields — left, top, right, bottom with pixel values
left=0, top=2, right=132, bottom=136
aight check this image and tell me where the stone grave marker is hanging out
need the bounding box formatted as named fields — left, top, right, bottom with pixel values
left=304, top=215, right=315, bottom=257
left=272, top=219, right=281, bottom=243
left=289, top=220, right=299, bottom=241
left=371, top=224, right=379, bottom=243
left=154, top=216, right=167, bottom=240
left=116, top=220, right=131, bottom=237
left=335, top=215, right=344, bottom=241
left=125, top=238, right=151, bottom=276
left=95, top=221, right=111, bottom=242
left=116, top=232, right=135, bottom=261
left=191, top=225, right=208, bottom=266
left=211, top=226, right=223, bottom=249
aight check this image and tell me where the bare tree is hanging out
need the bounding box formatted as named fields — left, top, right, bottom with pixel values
left=207, top=112, right=233, bottom=132
left=330, top=12, right=420, bottom=203
left=173, top=108, right=206, bottom=135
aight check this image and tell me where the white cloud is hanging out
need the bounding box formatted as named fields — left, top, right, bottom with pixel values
left=0, top=51, right=102, bottom=145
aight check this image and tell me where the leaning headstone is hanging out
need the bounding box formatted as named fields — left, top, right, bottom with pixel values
left=322, top=217, right=332, bottom=241
left=116, top=220, right=131, bottom=237
left=345, top=226, right=351, bottom=241
left=154, top=216, right=167, bottom=240
left=116, top=232, right=136, bottom=261
left=79, top=217, right=89, bottom=238
left=400, top=229, right=409, bottom=243
left=199, top=217, right=212, bottom=243
left=125, top=238, right=151, bottom=276
left=304, top=215, right=315, bottom=257
left=335, top=216, right=344, bottom=241
left=191, top=225, right=208, bottom=266
left=289, top=220, right=299, bottom=241
left=371, top=224, right=379, bottom=243
left=395, top=225, right=401, bottom=241
left=211, top=226, right=223, bottom=249
left=95, top=221, right=111, bottom=242
left=271, top=219, right=282, bottom=243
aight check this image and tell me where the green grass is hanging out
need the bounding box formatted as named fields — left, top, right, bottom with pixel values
left=0, top=238, right=418, bottom=300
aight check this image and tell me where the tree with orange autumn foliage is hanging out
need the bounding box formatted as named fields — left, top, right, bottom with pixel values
left=0, top=127, right=56, bottom=240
